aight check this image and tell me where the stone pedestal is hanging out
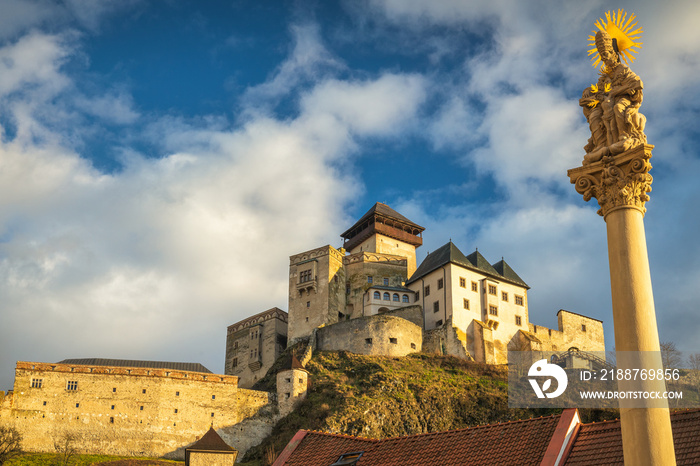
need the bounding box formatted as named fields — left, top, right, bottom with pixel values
left=568, top=144, right=677, bottom=466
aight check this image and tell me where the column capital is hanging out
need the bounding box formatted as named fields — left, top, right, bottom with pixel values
left=567, top=144, right=654, bottom=219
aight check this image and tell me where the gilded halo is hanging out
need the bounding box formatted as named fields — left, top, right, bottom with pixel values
left=588, top=9, right=643, bottom=69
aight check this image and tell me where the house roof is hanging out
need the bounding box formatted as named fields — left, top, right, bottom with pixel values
left=274, top=413, right=563, bottom=466
left=406, top=242, right=529, bottom=289
left=563, top=409, right=700, bottom=465
left=57, top=358, right=212, bottom=374
left=187, top=427, right=236, bottom=453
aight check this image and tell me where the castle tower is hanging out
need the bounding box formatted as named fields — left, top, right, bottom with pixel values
left=340, top=202, right=424, bottom=277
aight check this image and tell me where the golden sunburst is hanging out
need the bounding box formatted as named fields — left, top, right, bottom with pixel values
left=587, top=9, right=643, bottom=68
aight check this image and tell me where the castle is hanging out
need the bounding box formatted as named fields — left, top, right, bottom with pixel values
left=226, top=203, right=605, bottom=388
left=0, top=202, right=604, bottom=458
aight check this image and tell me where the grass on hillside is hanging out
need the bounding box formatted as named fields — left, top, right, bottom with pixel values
left=4, top=453, right=183, bottom=465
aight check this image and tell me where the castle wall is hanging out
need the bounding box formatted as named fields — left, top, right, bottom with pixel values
left=344, top=251, right=409, bottom=320
left=350, top=233, right=418, bottom=276
left=0, top=362, right=272, bottom=459
left=276, top=368, right=308, bottom=418
left=316, top=315, right=422, bottom=357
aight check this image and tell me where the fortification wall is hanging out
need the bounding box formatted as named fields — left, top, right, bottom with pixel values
left=0, top=362, right=273, bottom=459
left=316, top=315, right=422, bottom=357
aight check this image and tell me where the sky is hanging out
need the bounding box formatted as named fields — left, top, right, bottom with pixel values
left=1, top=0, right=699, bottom=391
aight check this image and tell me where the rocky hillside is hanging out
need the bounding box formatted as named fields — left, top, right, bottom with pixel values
left=244, top=351, right=619, bottom=463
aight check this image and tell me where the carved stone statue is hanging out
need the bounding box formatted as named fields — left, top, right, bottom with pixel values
left=580, top=29, right=647, bottom=164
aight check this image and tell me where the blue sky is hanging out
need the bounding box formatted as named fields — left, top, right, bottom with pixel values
left=1, top=0, right=700, bottom=391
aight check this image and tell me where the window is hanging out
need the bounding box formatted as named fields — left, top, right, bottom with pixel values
left=306, top=301, right=310, bottom=308
left=433, top=301, right=439, bottom=313
left=111, top=405, right=115, bottom=410
left=416, top=291, right=420, bottom=300
left=515, top=295, right=524, bottom=306
left=463, top=298, right=470, bottom=310
left=383, top=278, right=389, bottom=286
left=174, top=409, right=178, bottom=413
left=112, top=387, right=116, bottom=393
left=43, top=401, right=47, bottom=406
left=346, top=285, right=350, bottom=294
left=232, top=358, right=238, bottom=368
left=502, top=291, right=508, bottom=301
left=425, top=285, right=430, bottom=297
left=110, top=417, right=114, bottom=424
left=142, top=389, right=146, bottom=394
left=140, top=406, right=144, bottom=411
left=365, top=338, right=372, bottom=345
left=373, top=291, right=380, bottom=299
left=472, top=281, right=478, bottom=292
left=212, top=395, right=216, bottom=400
left=436, top=320, right=443, bottom=327
left=31, top=378, right=42, bottom=388
left=437, top=278, right=444, bottom=289
left=393, top=293, right=399, bottom=302
left=383, top=292, right=390, bottom=301
left=489, top=305, right=498, bottom=316
left=515, top=316, right=522, bottom=326
left=459, top=277, right=466, bottom=288
left=402, top=294, right=409, bottom=303
left=66, top=381, right=78, bottom=391
left=75, top=403, right=79, bottom=408
left=367, top=276, right=373, bottom=284
left=211, top=412, right=215, bottom=418
left=488, top=284, right=497, bottom=295
left=389, top=338, right=397, bottom=344
left=299, top=269, right=313, bottom=283
left=331, top=452, right=364, bottom=466
left=411, top=343, right=416, bottom=349
left=582, top=324, right=587, bottom=332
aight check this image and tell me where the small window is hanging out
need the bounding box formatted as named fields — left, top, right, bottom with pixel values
left=502, top=291, right=508, bottom=302
left=140, top=406, right=144, bottom=411
left=389, top=338, right=397, bottom=344
left=142, top=389, right=146, bottom=394
left=437, top=278, right=444, bottom=289
left=31, top=378, right=43, bottom=389
left=66, top=381, right=78, bottom=391
left=112, top=387, right=116, bottom=393
left=365, top=338, right=372, bottom=345
left=110, top=417, right=114, bottom=424
left=433, top=301, right=439, bottom=313
left=515, top=295, right=524, bottom=306
left=463, top=298, right=470, bottom=310
left=383, top=278, right=389, bottom=286
left=75, top=403, right=79, bottom=408
left=425, top=285, right=430, bottom=297
left=515, top=316, right=522, bottom=326
left=346, top=285, right=350, bottom=294
left=211, top=412, right=215, bottom=417
left=489, top=305, right=498, bottom=316
left=43, top=401, right=47, bottom=406
left=331, top=452, right=364, bottom=466
left=459, top=277, right=466, bottom=288
left=392, top=293, right=399, bottom=302
left=435, top=320, right=443, bottom=327
left=111, top=405, right=115, bottom=410
left=471, top=281, right=478, bottom=292
left=174, top=409, right=178, bottom=413
left=383, top=292, right=390, bottom=301
left=212, top=395, right=216, bottom=400
left=410, top=343, right=416, bottom=349
left=306, top=301, right=310, bottom=308
left=299, top=269, right=313, bottom=283
left=299, top=378, right=303, bottom=384
left=367, top=276, right=373, bottom=284
left=582, top=324, right=587, bottom=332
left=232, top=358, right=238, bottom=368
left=416, top=291, right=420, bottom=300
left=373, top=291, right=381, bottom=299
left=402, top=294, right=409, bottom=303
left=488, top=284, right=497, bottom=295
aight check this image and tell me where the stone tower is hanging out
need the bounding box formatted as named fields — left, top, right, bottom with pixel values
left=340, top=202, right=424, bottom=277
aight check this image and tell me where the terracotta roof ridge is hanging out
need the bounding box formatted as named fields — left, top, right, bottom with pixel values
left=305, top=429, right=379, bottom=442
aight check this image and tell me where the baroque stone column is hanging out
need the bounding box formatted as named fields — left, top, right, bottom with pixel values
left=568, top=144, right=677, bottom=466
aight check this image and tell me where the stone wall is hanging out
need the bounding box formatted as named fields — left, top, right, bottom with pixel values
left=276, top=368, right=308, bottom=418
left=0, top=362, right=273, bottom=459
left=316, top=314, right=422, bottom=357
left=188, top=451, right=236, bottom=466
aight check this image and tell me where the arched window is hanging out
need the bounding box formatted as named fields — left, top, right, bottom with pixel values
left=383, top=292, right=390, bottom=301
left=393, top=293, right=399, bottom=302
left=402, top=294, right=409, bottom=303
left=373, top=291, right=381, bottom=299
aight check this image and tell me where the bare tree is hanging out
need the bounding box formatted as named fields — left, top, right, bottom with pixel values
left=53, top=433, right=78, bottom=466
left=607, top=346, right=616, bottom=367
left=0, top=426, right=22, bottom=465
left=688, top=353, right=700, bottom=386
left=660, top=341, right=683, bottom=369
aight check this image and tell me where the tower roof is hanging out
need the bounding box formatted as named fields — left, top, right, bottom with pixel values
left=341, top=203, right=424, bottom=251
left=188, top=427, right=236, bottom=452
left=407, top=242, right=529, bottom=289
left=57, top=358, right=212, bottom=374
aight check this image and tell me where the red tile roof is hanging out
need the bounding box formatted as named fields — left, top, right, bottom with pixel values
left=275, top=413, right=563, bottom=466
left=564, top=409, right=700, bottom=465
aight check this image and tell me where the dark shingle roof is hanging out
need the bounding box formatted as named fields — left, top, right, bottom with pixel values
left=492, top=259, right=529, bottom=287
left=407, top=242, right=529, bottom=288
left=564, top=409, right=700, bottom=465
left=188, top=427, right=236, bottom=452
left=341, top=203, right=424, bottom=238
left=57, top=358, right=212, bottom=374
left=275, top=413, right=562, bottom=465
